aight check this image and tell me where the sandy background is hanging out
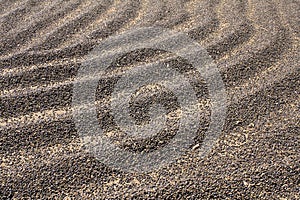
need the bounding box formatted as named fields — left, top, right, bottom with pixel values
left=0, top=0, right=299, bottom=199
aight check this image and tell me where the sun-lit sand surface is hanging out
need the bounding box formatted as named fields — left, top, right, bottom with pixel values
left=0, top=0, right=299, bottom=199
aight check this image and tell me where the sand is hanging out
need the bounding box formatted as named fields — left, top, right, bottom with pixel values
left=0, top=0, right=299, bottom=199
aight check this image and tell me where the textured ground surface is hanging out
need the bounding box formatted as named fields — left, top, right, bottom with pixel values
left=0, top=0, right=299, bottom=199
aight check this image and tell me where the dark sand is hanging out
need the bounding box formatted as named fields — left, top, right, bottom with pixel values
left=0, top=0, right=299, bottom=199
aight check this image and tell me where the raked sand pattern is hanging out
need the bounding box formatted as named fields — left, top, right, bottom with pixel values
left=0, top=0, right=299, bottom=199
